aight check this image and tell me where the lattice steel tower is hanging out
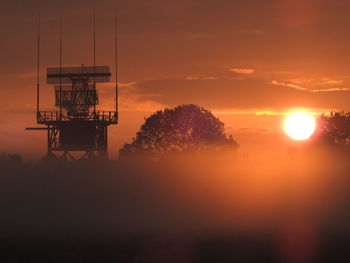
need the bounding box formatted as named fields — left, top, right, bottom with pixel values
left=27, top=16, right=119, bottom=161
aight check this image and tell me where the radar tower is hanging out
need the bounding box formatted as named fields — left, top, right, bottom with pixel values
left=27, top=16, right=118, bottom=161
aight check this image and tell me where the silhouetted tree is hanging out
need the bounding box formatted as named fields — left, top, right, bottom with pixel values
left=0, top=152, right=23, bottom=163
left=314, top=111, right=350, bottom=149
left=120, top=104, right=239, bottom=156
left=7, top=153, right=23, bottom=163
left=0, top=153, right=24, bottom=170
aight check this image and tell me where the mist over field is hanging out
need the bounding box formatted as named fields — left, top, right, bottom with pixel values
left=4, top=0, right=350, bottom=261
left=2, top=147, right=350, bottom=261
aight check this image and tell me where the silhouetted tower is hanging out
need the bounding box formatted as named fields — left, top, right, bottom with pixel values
left=27, top=16, right=118, bottom=161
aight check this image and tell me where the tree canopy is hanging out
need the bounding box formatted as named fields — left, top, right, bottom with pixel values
left=119, top=104, right=239, bottom=156
left=314, top=111, right=350, bottom=149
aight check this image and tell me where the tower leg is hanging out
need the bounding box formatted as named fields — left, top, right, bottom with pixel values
left=40, top=123, right=111, bottom=162
left=42, top=126, right=59, bottom=163
left=97, top=124, right=108, bottom=160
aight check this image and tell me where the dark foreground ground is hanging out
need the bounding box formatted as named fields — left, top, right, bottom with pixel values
left=3, top=224, right=350, bottom=262
left=1, top=150, right=350, bottom=262
left=2, top=233, right=350, bottom=262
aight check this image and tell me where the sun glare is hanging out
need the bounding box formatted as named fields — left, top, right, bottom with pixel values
left=284, top=112, right=316, bottom=141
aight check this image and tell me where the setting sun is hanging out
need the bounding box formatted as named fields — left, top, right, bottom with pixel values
left=284, top=112, right=316, bottom=141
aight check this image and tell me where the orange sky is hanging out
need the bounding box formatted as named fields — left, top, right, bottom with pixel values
left=1, top=0, right=350, bottom=160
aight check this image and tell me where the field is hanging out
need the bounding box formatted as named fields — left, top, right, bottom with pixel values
left=1, top=149, right=350, bottom=262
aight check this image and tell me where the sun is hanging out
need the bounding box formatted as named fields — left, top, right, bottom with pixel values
left=284, top=112, right=316, bottom=141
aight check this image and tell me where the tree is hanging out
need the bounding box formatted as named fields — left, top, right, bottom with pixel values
left=313, top=111, right=350, bottom=149
left=119, top=104, right=239, bottom=156
left=0, top=152, right=23, bottom=163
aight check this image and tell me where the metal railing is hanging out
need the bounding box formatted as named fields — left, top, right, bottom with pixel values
left=37, top=111, right=118, bottom=124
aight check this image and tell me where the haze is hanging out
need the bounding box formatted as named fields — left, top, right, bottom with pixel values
left=2, top=0, right=350, bottom=159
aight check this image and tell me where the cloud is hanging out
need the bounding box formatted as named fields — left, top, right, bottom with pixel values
left=229, top=68, right=255, bottom=75
left=185, top=76, right=216, bottom=80
left=127, top=77, right=350, bottom=112
left=212, top=109, right=287, bottom=116
left=289, top=78, right=344, bottom=86
left=187, top=33, right=212, bottom=40
left=318, top=79, right=344, bottom=86
left=235, top=127, right=273, bottom=134
left=270, top=77, right=349, bottom=93
left=118, top=82, right=138, bottom=88
left=310, top=87, right=350, bottom=93
left=212, top=107, right=329, bottom=117
left=270, top=80, right=306, bottom=91
left=99, top=83, right=166, bottom=113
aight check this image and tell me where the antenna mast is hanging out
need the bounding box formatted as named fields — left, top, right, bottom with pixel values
left=59, top=16, right=63, bottom=116
left=115, top=16, right=118, bottom=120
left=93, top=13, right=96, bottom=113
left=36, top=14, right=41, bottom=115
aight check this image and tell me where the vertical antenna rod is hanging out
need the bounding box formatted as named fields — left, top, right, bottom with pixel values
left=59, top=16, right=63, bottom=116
left=36, top=14, right=41, bottom=116
left=115, top=16, right=118, bottom=121
left=93, top=13, right=96, bottom=113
